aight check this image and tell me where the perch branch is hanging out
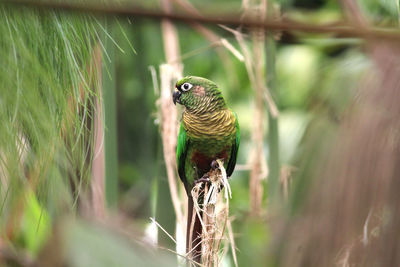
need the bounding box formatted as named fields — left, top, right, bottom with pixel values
left=190, top=159, right=231, bottom=266
left=3, top=0, right=400, bottom=41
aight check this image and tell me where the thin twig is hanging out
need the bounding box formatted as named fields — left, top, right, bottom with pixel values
left=148, top=66, right=159, bottom=96
left=150, top=217, right=177, bottom=244
left=264, top=89, right=279, bottom=118
left=171, top=0, right=243, bottom=89
left=227, top=219, right=238, bottom=267
left=220, top=38, right=244, bottom=62
left=362, top=209, right=372, bottom=246
left=158, top=246, right=203, bottom=267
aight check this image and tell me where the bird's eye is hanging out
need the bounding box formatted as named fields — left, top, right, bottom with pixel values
left=181, top=82, right=193, bottom=91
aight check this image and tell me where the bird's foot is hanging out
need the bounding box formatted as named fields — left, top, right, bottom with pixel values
left=211, top=160, right=219, bottom=170
left=195, top=174, right=211, bottom=185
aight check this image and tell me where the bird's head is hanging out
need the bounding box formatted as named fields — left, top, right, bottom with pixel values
left=172, top=76, right=226, bottom=112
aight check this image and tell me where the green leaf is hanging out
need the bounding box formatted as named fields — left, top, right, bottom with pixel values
left=20, top=191, right=51, bottom=254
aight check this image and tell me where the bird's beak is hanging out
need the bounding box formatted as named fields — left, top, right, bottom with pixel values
left=173, top=89, right=182, bottom=105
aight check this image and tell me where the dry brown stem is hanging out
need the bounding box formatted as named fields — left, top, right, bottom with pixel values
left=202, top=183, right=216, bottom=266
left=242, top=0, right=269, bottom=217
left=227, top=219, right=238, bottom=267
left=159, top=0, right=185, bottom=245
left=159, top=64, right=184, bottom=230
left=89, top=44, right=106, bottom=219
left=5, top=0, right=400, bottom=42
left=218, top=25, right=272, bottom=213
left=190, top=160, right=231, bottom=267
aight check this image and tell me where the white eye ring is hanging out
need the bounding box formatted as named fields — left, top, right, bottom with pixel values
left=181, top=82, right=193, bottom=91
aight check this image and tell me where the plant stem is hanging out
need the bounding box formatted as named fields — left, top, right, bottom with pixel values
left=266, top=3, right=280, bottom=205
left=102, top=20, right=118, bottom=208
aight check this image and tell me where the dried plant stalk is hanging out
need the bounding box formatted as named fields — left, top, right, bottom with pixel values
left=89, top=44, right=106, bottom=219
left=159, top=64, right=184, bottom=230
left=242, top=0, right=269, bottom=217
left=159, top=0, right=185, bottom=249
left=190, top=160, right=231, bottom=267
left=6, top=0, right=400, bottom=41
left=202, top=184, right=216, bottom=266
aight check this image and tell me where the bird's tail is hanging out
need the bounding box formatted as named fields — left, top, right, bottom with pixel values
left=187, top=196, right=202, bottom=265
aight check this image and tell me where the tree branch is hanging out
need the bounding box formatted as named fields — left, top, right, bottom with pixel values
left=2, top=0, right=400, bottom=42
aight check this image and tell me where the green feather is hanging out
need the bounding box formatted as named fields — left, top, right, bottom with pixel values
left=174, top=76, right=240, bottom=195
left=177, top=122, right=189, bottom=190
left=174, top=76, right=240, bottom=263
left=226, top=112, right=240, bottom=177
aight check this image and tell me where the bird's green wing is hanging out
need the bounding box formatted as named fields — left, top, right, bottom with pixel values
left=177, top=122, right=190, bottom=188
left=226, top=112, right=240, bottom=177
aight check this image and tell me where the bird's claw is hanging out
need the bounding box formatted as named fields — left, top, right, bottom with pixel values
left=211, top=160, right=219, bottom=170
left=195, top=174, right=211, bottom=185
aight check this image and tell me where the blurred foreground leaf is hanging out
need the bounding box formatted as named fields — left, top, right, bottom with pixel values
left=61, top=219, right=176, bottom=267
left=20, top=191, right=51, bottom=255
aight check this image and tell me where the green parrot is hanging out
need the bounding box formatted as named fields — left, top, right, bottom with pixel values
left=173, top=76, right=240, bottom=263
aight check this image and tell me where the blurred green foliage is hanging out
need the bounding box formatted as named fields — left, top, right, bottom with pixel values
left=61, top=219, right=175, bottom=267
left=0, top=0, right=393, bottom=265
left=20, top=192, right=51, bottom=254
left=0, top=5, right=99, bottom=259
